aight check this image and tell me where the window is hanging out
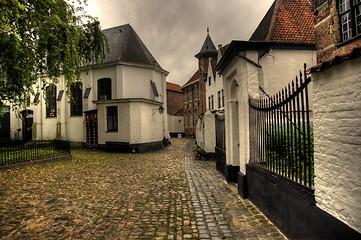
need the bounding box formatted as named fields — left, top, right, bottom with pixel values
left=208, top=76, right=211, bottom=86
left=339, top=0, right=361, bottom=41
left=57, top=90, right=64, bottom=101
left=218, top=91, right=221, bottom=109
left=208, top=96, right=211, bottom=110
left=98, top=78, right=111, bottom=100
left=106, top=106, right=118, bottom=132
left=211, top=95, right=214, bottom=110
left=84, top=87, right=91, bottom=98
left=70, top=82, right=83, bottom=116
left=221, top=89, right=224, bottom=107
left=33, top=92, right=40, bottom=104
left=150, top=80, right=159, bottom=97
left=46, top=85, right=57, bottom=118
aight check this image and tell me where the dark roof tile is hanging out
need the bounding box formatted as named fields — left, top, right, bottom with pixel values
left=102, top=24, right=165, bottom=71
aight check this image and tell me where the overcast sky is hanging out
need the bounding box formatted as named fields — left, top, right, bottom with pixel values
left=85, top=0, right=274, bottom=86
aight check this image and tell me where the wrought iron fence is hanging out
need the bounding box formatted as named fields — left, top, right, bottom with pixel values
left=249, top=64, right=314, bottom=188
left=0, top=140, right=70, bottom=166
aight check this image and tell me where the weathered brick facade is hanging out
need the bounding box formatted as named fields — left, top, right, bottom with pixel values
left=166, top=84, right=184, bottom=116
left=314, top=0, right=361, bottom=62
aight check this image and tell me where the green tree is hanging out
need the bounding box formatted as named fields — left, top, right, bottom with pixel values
left=0, top=0, right=107, bottom=108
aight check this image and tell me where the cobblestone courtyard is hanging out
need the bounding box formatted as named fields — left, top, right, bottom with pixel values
left=0, top=139, right=286, bottom=239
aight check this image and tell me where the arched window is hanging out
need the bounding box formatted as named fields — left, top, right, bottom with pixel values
left=98, top=78, right=112, bottom=100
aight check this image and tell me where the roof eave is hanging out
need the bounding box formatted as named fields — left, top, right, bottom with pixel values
left=216, top=41, right=316, bottom=74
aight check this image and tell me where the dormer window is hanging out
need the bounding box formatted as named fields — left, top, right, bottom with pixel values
left=339, top=0, right=361, bottom=42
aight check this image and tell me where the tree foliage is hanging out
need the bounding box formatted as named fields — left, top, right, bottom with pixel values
left=0, top=0, right=107, bottom=108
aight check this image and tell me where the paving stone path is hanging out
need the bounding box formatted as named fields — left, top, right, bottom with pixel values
left=185, top=142, right=286, bottom=240
left=0, top=138, right=286, bottom=239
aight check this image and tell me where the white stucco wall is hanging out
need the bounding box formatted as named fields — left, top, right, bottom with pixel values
left=259, top=48, right=316, bottom=96
left=9, top=108, right=22, bottom=140
left=97, top=99, right=164, bottom=145
left=8, top=61, right=168, bottom=146
left=223, top=50, right=260, bottom=173
left=121, top=65, right=164, bottom=101
left=168, top=115, right=184, bottom=134
left=196, top=112, right=217, bottom=153
left=134, top=101, right=164, bottom=143
left=312, top=57, right=361, bottom=233
left=196, top=117, right=205, bottom=150
left=203, top=112, right=216, bottom=153
left=206, top=59, right=224, bottom=111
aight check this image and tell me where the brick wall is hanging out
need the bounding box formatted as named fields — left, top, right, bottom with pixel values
left=314, top=0, right=361, bottom=62
left=312, top=56, right=361, bottom=233
left=166, top=90, right=184, bottom=116
left=183, top=84, right=199, bottom=136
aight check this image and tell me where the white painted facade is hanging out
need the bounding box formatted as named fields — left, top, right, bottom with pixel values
left=206, top=48, right=225, bottom=112
left=8, top=64, right=168, bottom=145
left=168, top=115, right=184, bottom=136
left=220, top=46, right=316, bottom=174
left=312, top=57, right=361, bottom=233
left=196, top=47, right=225, bottom=153
left=195, top=110, right=216, bottom=153
left=4, top=24, right=169, bottom=151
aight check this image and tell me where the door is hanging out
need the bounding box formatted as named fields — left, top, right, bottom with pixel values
left=22, top=109, right=33, bottom=142
left=85, top=110, right=98, bottom=147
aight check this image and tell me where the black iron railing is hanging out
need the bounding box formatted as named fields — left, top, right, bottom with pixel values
left=249, top=64, right=314, bottom=188
left=0, top=140, right=70, bottom=166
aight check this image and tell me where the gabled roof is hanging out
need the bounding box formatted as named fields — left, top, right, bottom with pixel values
left=195, top=29, right=218, bottom=58
left=102, top=24, right=166, bottom=72
left=182, top=70, right=200, bottom=89
left=250, top=0, right=315, bottom=44
left=166, top=82, right=182, bottom=93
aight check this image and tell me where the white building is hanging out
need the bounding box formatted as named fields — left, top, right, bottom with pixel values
left=196, top=44, right=227, bottom=153
left=215, top=0, right=316, bottom=182
left=2, top=24, right=169, bottom=153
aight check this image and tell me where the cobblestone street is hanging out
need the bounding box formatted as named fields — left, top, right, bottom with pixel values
left=0, top=138, right=286, bottom=239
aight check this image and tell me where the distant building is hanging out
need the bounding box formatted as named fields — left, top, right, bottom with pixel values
left=2, top=24, right=169, bottom=153
left=182, top=29, right=218, bottom=136
left=166, top=82, right=184, bottom=137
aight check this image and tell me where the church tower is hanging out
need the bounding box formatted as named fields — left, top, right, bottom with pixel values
left=195, top=28, right=218, bottom=114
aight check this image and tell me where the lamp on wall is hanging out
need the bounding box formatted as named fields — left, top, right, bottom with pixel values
left=153, top=105, right=164, bottom=114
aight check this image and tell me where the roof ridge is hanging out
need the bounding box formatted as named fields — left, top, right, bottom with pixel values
left=101, top=24, right=167, bottom=72
left=266, top=0, right=281, bottom=41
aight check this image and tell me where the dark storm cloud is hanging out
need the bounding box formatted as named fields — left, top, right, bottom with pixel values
left=86, top=0, right=274, bottom=85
